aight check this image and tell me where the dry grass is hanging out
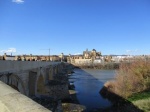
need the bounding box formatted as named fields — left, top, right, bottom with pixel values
left=104, top=59, right=150, bottom=98
left=132, top=98, right=150, bottom=112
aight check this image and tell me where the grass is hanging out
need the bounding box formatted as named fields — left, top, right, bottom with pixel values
left=128, top=91, right=150, bottom=102
left=102, top=59, right=150, bottom=111
left=132, top=98, right=150, bottom=112
left=127, top=91, right=150, bottom=112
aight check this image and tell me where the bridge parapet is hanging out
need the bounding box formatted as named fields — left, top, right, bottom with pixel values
left=0, top=60, right=60, bottom=73
left=0, top=81, right=51, bottom=112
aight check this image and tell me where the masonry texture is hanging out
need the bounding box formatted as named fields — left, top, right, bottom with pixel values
left=0, top=60, right=71, bottom=111
left=0, top=81, right=51, bottom=112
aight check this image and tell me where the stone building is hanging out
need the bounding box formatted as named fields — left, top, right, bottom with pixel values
left=2, top=53, right=61, bottom=62
left=83, top=49, right=101, bottom=59
left=83, top=49, right=91, bottom=59
left=68, top=49, right=102, bottom=65
left=3, top=53, right=16, bottom=61
left=0, top=56, right=4, bottom=60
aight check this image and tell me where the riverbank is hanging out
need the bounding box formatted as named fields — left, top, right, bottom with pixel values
left=127, top=91, right=150, bottom=112
left=99, top=86, right=144, bottom=112
left=73, top=62, right=120, bottom=70
left=100, top=59, right=150, bottom=112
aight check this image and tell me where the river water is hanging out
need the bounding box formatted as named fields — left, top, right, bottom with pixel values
left=68, top=69, right=116, bottom=111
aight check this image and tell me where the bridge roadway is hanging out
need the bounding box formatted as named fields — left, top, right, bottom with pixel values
left=0, top=60, right=70, bottom=112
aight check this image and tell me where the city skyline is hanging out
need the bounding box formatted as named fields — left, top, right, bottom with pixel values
left=0, top=0, right=150, bottom=55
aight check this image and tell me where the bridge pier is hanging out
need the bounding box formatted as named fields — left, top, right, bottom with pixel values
left=0, top=61, right=72, bottom=111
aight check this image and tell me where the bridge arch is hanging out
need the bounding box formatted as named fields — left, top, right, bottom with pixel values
left=0, top=74, right=26, bottom=94
left=0, top=74, right=8, bottom=84
left=8, top=74, right=26, bottom=95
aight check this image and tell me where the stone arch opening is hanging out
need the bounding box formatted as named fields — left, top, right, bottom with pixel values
left=37, top=75, right=45, bottom=94
left=10, top=84, right=19, bottom=91
left=0, top=75, right=8, bottom=84
left=0, top=74, right=19, bottom=91
left=8, top=74, right=26, bottom=94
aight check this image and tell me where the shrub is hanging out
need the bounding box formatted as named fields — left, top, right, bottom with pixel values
left=104, top=59, right=150, bottom=98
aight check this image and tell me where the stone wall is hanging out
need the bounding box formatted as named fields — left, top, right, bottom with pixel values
left=0, top=60, right=59, bottom=73
left=0, top=61, right=70, bottom=111
left=0, top=81, right=51, bottom=112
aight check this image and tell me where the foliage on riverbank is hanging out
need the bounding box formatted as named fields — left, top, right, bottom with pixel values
left=128, top=91, right=150, bottom=102
left=128, top=91, right=150, bottom=112
left=132, top=98, right=150, bottom=112
left=74, top=62, right=119, bottom=69
left=127, top=91, right=150, bottom=112
left=104, top=59, right=150, bottom=98
left=100, top=86, right=144, bottom=112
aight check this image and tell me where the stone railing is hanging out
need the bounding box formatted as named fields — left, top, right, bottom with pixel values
left=0, top=81, right=51, bottom=112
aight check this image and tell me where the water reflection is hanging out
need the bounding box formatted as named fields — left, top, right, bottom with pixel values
left=68, top=69, right=116, bottom=111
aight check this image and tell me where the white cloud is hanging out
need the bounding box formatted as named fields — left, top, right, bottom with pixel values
left=1, top=48, right=17, bottom=53
left=12, top=0, right=24, bottom=4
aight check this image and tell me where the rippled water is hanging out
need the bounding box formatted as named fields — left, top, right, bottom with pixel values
left=69, top=69, right=116, bottom=111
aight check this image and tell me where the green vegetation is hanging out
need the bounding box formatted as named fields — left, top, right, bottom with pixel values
left=103, top=59, right=150, bottom=111
left=105, top=59, right=150, bottom=98
left=132, top=98, right=150, bottom=112
left=75, top=62, right=119, bottom=69
left=127, top=91, right=150, bottom=112
left=128, top=91, right=150, bottom=102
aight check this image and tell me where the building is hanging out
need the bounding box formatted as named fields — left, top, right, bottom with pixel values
left=68, top=49, right=102, bottom=65
left=2, top=53, right=62, bottom=62
left=3, top=53, right=16, bottom=61
left=83, top=49, right=101, bottom=59
left=0, top=56, right=4, bottom=60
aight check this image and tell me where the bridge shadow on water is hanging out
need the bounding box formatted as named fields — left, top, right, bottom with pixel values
left=68, top=68, right=143, bottom=112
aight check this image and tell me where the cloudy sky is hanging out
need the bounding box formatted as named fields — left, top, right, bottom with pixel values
left=0, top=0, right=150, bottom=55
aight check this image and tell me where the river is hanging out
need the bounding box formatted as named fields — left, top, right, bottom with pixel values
left=68, top=69, right=116, bottom=112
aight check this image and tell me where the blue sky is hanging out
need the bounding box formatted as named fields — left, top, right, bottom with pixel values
left=0, top=0, right=150, bottom=55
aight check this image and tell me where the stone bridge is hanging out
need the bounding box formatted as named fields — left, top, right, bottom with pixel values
left=0, top=60, right=69, bottom=97
left=0, top=60, right=71, bottom=112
